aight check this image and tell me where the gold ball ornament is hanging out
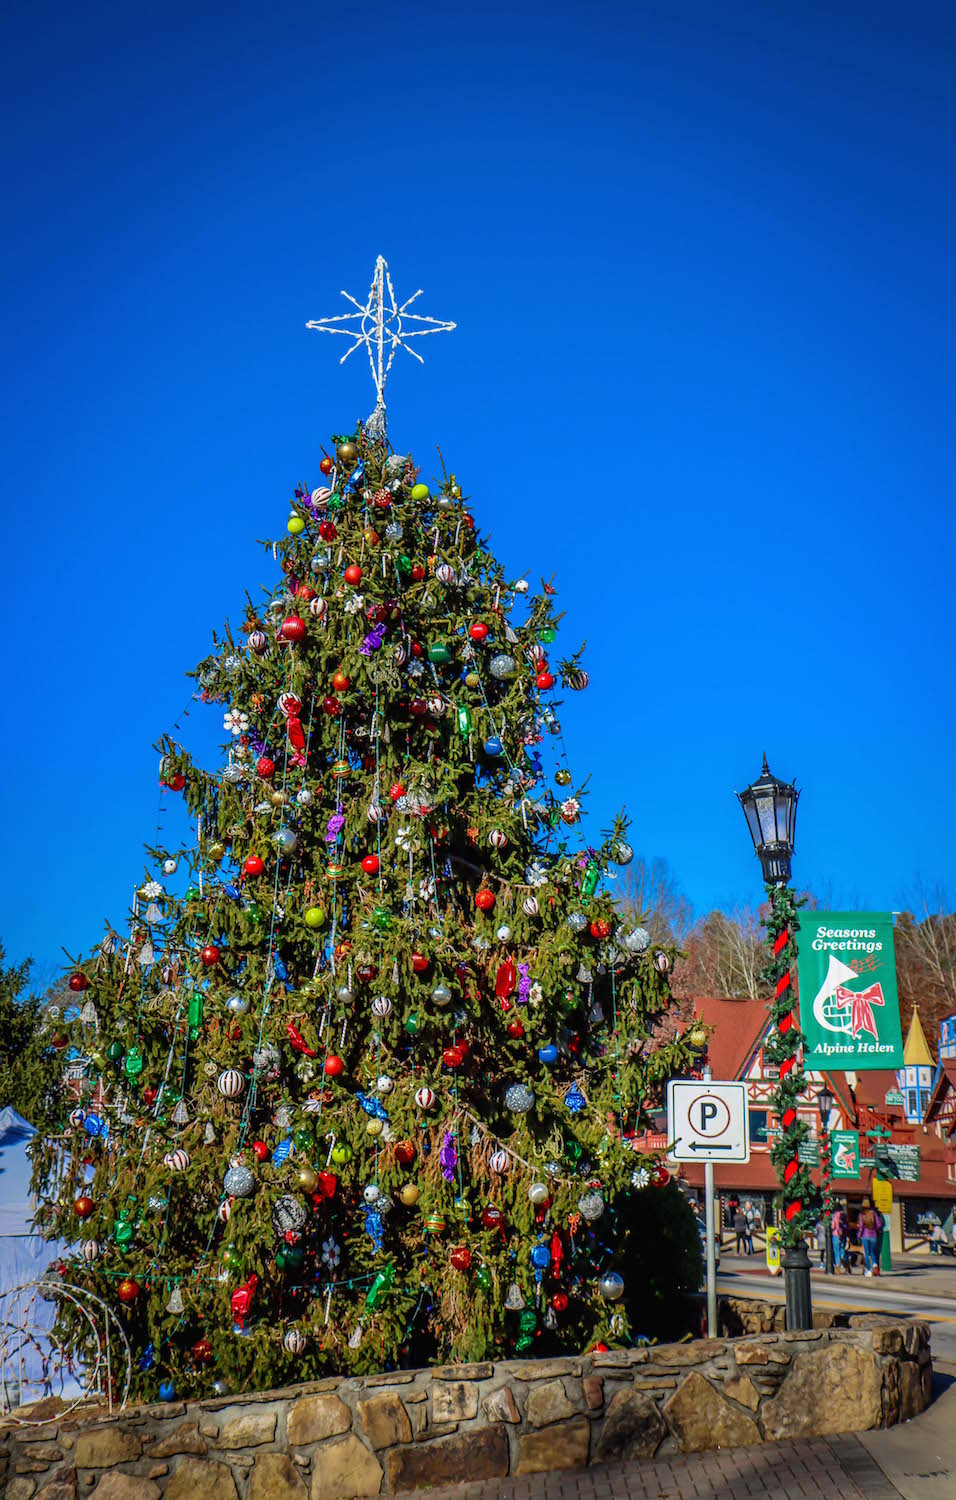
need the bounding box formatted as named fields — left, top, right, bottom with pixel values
left=208, top=841, right=225, bottom=861
left=366, top=1118, right=384, bottom=1136
left=287, top=515, right=306, bottom=536
left=271, top=790, right=286, bottom=807
left=400, top=1183, right=420, bottom=1206
left=555, top=769, right=573, bottom=787
left=297, top=1164, right=318, bottom=1191
left=336, top=441, right=359, bottom=465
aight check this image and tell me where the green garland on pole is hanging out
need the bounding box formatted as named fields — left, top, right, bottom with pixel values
left=760, top=884, right=815, bottom=1249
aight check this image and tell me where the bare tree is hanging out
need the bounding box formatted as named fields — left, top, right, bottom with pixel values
left=614, top=856, right=694, bottom=946
left=894, top=884, right=956, bottom=1042
left=672, top=906, right=771, bottom=1001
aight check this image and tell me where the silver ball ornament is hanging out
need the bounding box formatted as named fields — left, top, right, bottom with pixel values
left=599, top=1271, right=625, bottom=1301
left=223, top=1165, right=255, bottom=1198
left=528, top=1182, right=549, bottom=1206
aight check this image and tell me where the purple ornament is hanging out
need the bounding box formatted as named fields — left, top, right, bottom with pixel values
left=325, top=810, right=345, bottom=844
left=439, top=1131, right=458, bottom=1183
left=360, top=623, right=387, bottom=656
left=517, top=963, right=531, bottom=1005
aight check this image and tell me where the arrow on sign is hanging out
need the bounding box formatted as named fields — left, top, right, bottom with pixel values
left=688, top=1141, right=735, bottom=1153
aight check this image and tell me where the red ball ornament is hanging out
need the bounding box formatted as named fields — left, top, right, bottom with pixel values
left=244, top=855, right=265, bottom=876
left=411, top=951, right=429, bottom=973
left=332, top=670, right=351, bottom=692
left=143, top=1086, right=158, bottom=1107
left=469, top=622, right=489, bottom=642
left=450, top=1245, right=472, bottom=1272
left=463, top=514, right=475, bottom=530
left=322, top=696, right=341, bottom=717
left=319, top=456, right=334, bottom=476
left=74, top=1195, right=94, bottom=1220
left=344, top=564, right=363, bottom=585
left=323, top=1055, right=345, bottom=1078
left=550, top=1291, right=569, bottom=1312
left=410, top=642, right=423, bottom=658
left=117, top=1277, right=140, bottom=1304
left=409, top=698, right=427, bottom=717
left=591, top=1341, right=609, bottom=1353
left=388, top=783, right=406, bottom=803
left=506, top=1019, right=525, bottom=1039
left=480, top=1206, right=505, bottom=1231
left=280, top=616, right=306, bottom=642
left=589, top=918, right=611, bottom=940
left=362, top=854, right=380, bottom=875
left=318, top=519, right=337, bottom=540
left=317, top=1171, right=338, bottom=1197
left=394, top=1140, right=416, bottom=1167
left=442, top=1045, right=464, bottom=1069
left=651, top=1165, right=671, bottom=1188
left=475, top=889, right=495, bottom=912
left=164, top=773, right=187, bottom=792
left=536, top=671, right=554, bottom=690
left=201, top=945, right=220, bottom=967
left=257, top=757, right=276, bottom=779
left=356, top=963, right=377, bottom=984
left=411, top=564, right=426, bottom=582
left=252, top=1140, right=269, bottom=1162
left=192, top=1337, right=213, bottom=1364
left=69, top=972, right=88, bottom=993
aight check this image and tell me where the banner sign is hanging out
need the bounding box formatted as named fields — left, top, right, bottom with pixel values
left=796, top=912, right=904, bottom=1070
left=830, top=1129, right=860, bottom=1179
left=885, top=1089, right=904, bottom=1107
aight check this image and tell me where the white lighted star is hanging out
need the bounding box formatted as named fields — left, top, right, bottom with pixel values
left=307, top=256, right=455, bottom=432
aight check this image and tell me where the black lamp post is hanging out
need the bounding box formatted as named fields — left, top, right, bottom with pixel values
left=817, top=1083, right=835, bottom=1275
left=737, top=755, right=813, bottom=1330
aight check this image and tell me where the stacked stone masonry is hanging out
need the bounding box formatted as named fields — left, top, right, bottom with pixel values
left=0, top=1317, right=932, bottom=1498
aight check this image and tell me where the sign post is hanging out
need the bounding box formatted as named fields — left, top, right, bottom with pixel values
left=667, top=1076, right=750, bottom=1338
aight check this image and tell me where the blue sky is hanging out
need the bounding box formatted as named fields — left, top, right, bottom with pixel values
left=2, top=1, right=955, bottom=976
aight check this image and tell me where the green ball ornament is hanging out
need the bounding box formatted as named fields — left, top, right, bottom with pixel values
left=287, top=515, right=306, bottom=536
left=427, top=642, right=451, bottom=665
left=276, top=1245, right=305, bottom=1271
left=475, top=1266, right=492, bottom=1291
left=106, top=1041, right=125, bottom=1064
left=540, top=628, right=556, bottom=644
left=411, top=484, right=429, bottom=501
left=396, top=555, right=412, bottom=576
left=404, top=1013, right=420, bottom=1035
left=186, top=885, right=201, bottom=902
left=331, top=1143, right=353, bottom=1166
left=222, top=1245, right=243, bottom=1270
left=294, top=1128, right=313, bottom=1150
left=304, top=906, right=326, bottom=929
left=371, top=906, right=392, bottom=931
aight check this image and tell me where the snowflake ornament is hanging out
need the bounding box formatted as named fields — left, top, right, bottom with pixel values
left=321, top=1238, right=341, bottom=1269
left=223, top=709, right=249, bottom=737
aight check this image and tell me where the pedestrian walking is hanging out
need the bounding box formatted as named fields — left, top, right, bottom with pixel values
left=859, top=1198, right=880, bottom=1275
left=873, top=1205, right=884, bottom=1275
left=813, top=1216, right=827, bottom=1267
left=743, top=1199, right=756, bottom=1255
left=831, top=1204, right=849, bottom=1272
left=733, top=1206, right=749, bottom=1255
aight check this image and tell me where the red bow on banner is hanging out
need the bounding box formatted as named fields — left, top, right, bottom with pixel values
left=833, top=982, right=885, bottom=1040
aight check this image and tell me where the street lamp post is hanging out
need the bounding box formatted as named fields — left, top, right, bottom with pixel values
left=737, top=755, right=814, bottom=1331
left=817, top=1084, right=835, bottom=1275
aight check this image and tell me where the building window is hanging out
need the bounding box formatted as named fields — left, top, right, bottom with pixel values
left=749, top=1110, right=769, bottom=1146
left=907, top=1089, right=919, bottom=1117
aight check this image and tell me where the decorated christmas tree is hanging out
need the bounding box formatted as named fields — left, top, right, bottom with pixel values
left=34, top=260, right=703, bottom=1401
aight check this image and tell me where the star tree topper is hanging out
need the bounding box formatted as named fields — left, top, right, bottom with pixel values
left=307, top=256, right=455, bottom=438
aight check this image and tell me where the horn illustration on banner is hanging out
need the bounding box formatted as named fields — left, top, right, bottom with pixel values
left=810, top=953, right=859, bottom=1034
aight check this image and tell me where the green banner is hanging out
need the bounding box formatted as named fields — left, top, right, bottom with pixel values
left=796, top=912, right=904, bottom=1070
left=830, top=1129, right=860, bottom=1178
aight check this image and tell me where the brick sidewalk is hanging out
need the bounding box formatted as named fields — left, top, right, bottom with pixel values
left=421, top=1432, right=902, bottom=1499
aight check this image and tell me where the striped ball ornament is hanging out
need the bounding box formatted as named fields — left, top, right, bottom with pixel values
left=164, top=1148, right=191, bottom=1172
left=414, top=1086, right=436, bottom=1110
left=218, top=1069, right=245, bottom=1098
left=283, top=1328, right=307, bottom=1354
left=371, top=996, right=392, bottom=1018
left=489, top=1150, right=511, bottom=1174
left=82, top=1240, right=101, bottom=1263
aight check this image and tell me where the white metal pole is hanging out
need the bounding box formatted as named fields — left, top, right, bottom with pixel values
left=703, top=1065, right=717, bottom=1337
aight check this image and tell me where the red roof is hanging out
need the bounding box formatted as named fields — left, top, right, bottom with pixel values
left=924, top=1062, right=956, bottom=1125
left=693, top=997, right=769, bottom=1080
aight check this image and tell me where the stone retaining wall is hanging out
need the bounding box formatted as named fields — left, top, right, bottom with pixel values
left=0, top=1320, right=932, bottom=1499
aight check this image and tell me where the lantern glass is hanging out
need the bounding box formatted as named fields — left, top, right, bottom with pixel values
left=817, top=1084, right=834, bottom=1124
left=736, top=755, right=799, bottom=885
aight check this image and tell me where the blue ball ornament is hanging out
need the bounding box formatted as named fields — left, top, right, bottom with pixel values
left=537, top=1044, right=559, bottom=1066
left=530, top=1244, right=551, bottom=1269
left=483, top=736, right=504, bottom=757
left=158, top=1379, right=177, bottom=1401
